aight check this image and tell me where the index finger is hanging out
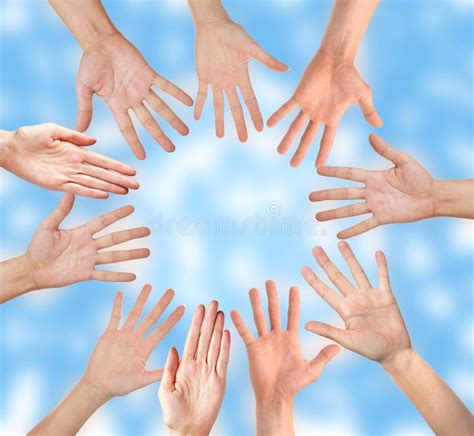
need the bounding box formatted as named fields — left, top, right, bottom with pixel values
left=317, top=166, right=368, bottom=183
left=153, top=74, right=193, bottom=106
left=113, top=110, right=146, bottom=160
left=86, top=205, right=134, bottom=235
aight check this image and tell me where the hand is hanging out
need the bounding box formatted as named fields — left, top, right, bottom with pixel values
left=268, top=50, right=382, bottom=167
left=82, top=285, right=185, bottom=398
left=1, top=123, right=138, bottom=199
left=25, top=193, right=150, bottom=289
left=231, top=280, right=340, bottom=402
left=302, top=242, right=411, bottom=365
left=310, top=133, right=435, bottom=238
left=159, top=301, right=230, bottom=436
left=193, top=19, right=288, bottom=141
left=76, top=32, right=193, bottom=159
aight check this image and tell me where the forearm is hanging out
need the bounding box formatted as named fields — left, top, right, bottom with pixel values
left=48, top=0, right=118, bottom=50
left=256, top=397, right=295, bottom=436
left=29, top=379, right=110, bottom=435
left=187, top=0, right=231, bottom=24
left=382, top=349, right=473, bottom=436
left=0, top=254, right=37, bottom=304
left=319, top=0, right=379, bottom=63
left=433, top=179, right=474, bottom=219
left=0, top=129, right=15, bottom=169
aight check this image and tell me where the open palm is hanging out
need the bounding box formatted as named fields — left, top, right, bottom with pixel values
left=268, top=50, right=382, bottom=168
left=311, top=133, right=435, bottom=239
left=194, top=20, right=288, bottom=141
left=26, top=194, right=150, bottom=289
left=77, top=32, right=192, bottom=159
left=302, top=243, right=411, bottom=364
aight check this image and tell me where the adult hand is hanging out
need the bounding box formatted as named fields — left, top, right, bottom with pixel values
left=77, top=32, right=193, bottom=159
left=1, top=123, right=138, bottom=199
left=26, top=193, right=150, bottom=289
left=194, top=19, right=288, bottom=141
left=268, top=50, right=382, bottom=167
left=302, top=242, right=411, bottom=365
left=82, top=285, right=185, bottom=398
left=159, top=301, right=230, bottom=436
left=310, top=134, right=435, bottom=238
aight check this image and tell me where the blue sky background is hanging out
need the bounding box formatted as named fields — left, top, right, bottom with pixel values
left=1, top=0, right=473, bottom=435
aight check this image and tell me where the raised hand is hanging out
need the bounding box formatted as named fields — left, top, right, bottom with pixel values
left=302, top=242, right=411, bottom=364
left=76, top=32, right=193, bottom=159
left=26, top=193, right=150, bottom=289
left=83, top=286, right=185, bottom=397
left=190, top=1, right=288, bottom=142
left=268, top=50, right=381, bottom=168
left=159, top=301, right=231, bottom=436
left=0, top=123, right=138, bottom=199
left=310, top=134, right=435, bottom=238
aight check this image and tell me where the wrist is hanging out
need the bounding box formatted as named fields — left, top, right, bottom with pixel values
left=77, top=378, right=112, bottom=406
left=380, top=347, right=418, bottom=375
left=0, top=254, right=38, bottom=304
left=167, top=425, right=210, bottom=436
left=188, top=0, right=231, bottom=25
left=319, top=35, right=358, bottom=64
left=256, top=395, right=294, bottom=436
left=0, top=129, right=16, bottom=169
left=433, top=179, right=474, bottom=218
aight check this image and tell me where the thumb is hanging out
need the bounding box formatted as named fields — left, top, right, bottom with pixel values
left=76, top=81, right=94, bottom=132
left=368, top=133, right=409, bottom=167
left=307, top=344, right=340, bottom=383
left=41, top=193, right=75, bottom=230
left=251, top=41, right=289, bottom=72
left=160, top=347, right=179, bottom=391
left=358, top=88, right=382, bottom=128
left=51, top=124, right=96, bottom=147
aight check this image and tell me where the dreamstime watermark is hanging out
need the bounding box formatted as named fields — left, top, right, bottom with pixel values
left=148, top=201, right=328, bottom=237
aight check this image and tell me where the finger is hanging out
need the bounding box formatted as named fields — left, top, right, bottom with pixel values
left=113, top=111, right=146, bottom=160
left=290, top=120, right=319, bottom=168
left=301, top=266, right=344, bottom=316
left=196, top=301, right=219, bottom=361
left=41, top=193, right=75, bottom=229
left=122, top=284, right=152, bottom=330
left=107, top=291, right=123, bottom=330
left=358, top=89, right=382, bottom=127
left=87, top=204, right=134, bottom=234
left=265, top=280, right=281, bottom=331
left=316, top=202, right=371, bottom=222
left=141, top=369, right=164, bottom=387
left=230, top=310, right=255, bottom=346
left=133, top=103, right=175, bottom=153
left=146, top=90, right=189, bottom=136
left=338, top=241, right=371, bottom=289
left=216, top=330, right=231, bottom=378
left=182, top=305, right=206, bottom=360
left=63, top=183, right=108, bottom=199
left=251, top=42, right=289, bottom=72
left=225, top=87, right=247, bottom=142
left=277, top=111, right=307, bottom=155
left=153, top=74, right=193, bottom=106
left=146, top=305, right=185, bottom=351
left=212, top=86, right=225, bottom=138
left=369, top=133, right=409, bottom=167
left=307, top=343, right=341, bottom=381
left=249, top=288, right=268, bottom=336
left=72, top=174, right=128, bottom=196
left=91, top=270, right=136, bottom=282
left=83, top=150, right=136, bottom=176
left=194, top=80, right=208, bottom=120
left=239, top=76, right=263, bottom=131
left=337, top=217, right=379, bottom=239
left=96, top=248, right=150, bottom=265
left=75, top=81, right=93, bottom=132
left=95, top=227, right=150, bottom=250
left=376, top=250, right=391, bottom=292
left=207, top=311, right=225, bottom=366
left=267, top=97, right=298, bottom=127
left=52, top=125, right=96, bottom=146
left=286, top=286, right=299, bottom=332
left=160, top=347, right=179, bottom=391
left=137, top=289, right=175, bottom=335
left=312, top=246, right=355, bottom=296
left=305, top=321, right=351, bottom=349
left=309, top=187, right=364, bottom=202
left=316, top=125, right=337, bottom=168
left=81, top=163, right=139, bottom=190
left=317, top=166, right=368, bottom=183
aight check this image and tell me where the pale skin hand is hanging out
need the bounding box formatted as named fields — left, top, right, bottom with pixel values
left=189, top=0, right=289, bottom=142
left=0, top=123, right=138, bottom=199
left=231, top=281, right=340, bottom=436
left=268, top=0, right=381, bottom=167
left=159, top=302, right=231, bottom=436
left=30, top=286, right=185, bottom=435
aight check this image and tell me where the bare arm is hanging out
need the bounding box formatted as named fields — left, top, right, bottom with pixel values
left=434, top=179, right=474, bottom=219
left=0, top=255, right=37, bottom=304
